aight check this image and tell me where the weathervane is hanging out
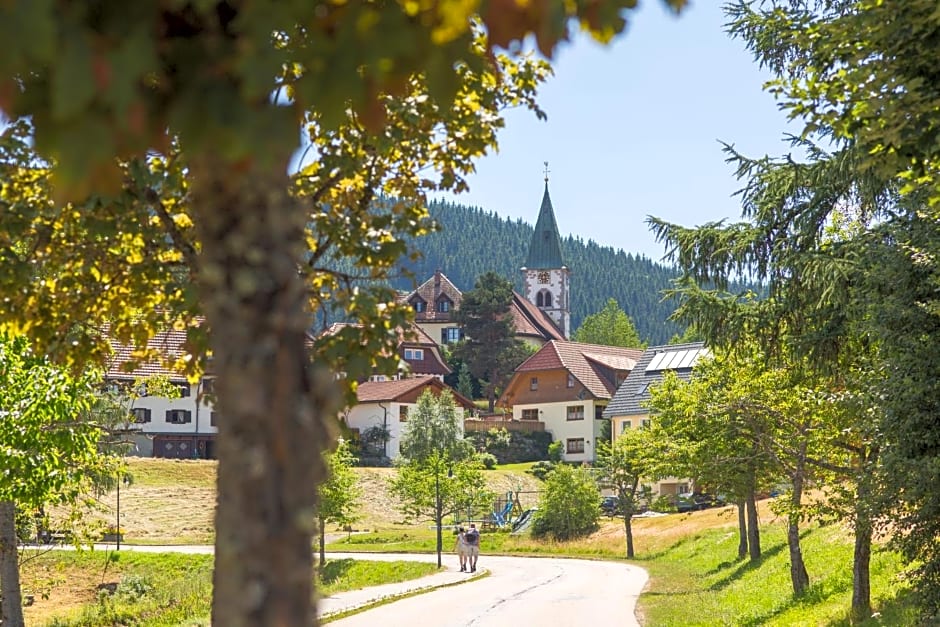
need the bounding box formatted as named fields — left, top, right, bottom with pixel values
left=543, top=161, right=550, bottom=183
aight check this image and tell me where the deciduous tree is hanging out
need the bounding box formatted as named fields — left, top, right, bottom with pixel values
left=0, top=2, right=688, bottom=623
left=316, top=439, right=361, bottom=566
left=532, top=465, right=600, bottom=541
left=572, top=298, right=645, bottom=348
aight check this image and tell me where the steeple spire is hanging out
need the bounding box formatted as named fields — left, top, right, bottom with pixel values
left=524, top=171, right=564, bottom=269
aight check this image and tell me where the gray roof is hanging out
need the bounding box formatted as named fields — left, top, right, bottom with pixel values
left=524, top=183, right=565, bottom=269
left=603, top=342, right=708, bottom=418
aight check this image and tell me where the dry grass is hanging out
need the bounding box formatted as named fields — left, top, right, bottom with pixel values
left=79, top=458, right=544, bottom=543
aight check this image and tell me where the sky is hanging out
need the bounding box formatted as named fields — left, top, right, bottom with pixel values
left=441, top=1, right=801, bottom=262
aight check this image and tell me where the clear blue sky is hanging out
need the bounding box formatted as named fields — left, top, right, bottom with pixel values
left=442, top=2, right=800, bottom=262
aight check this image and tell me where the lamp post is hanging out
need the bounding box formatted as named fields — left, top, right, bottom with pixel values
left=115, top=473, right=130, bottom=550
left=434, top=463, right=454, bottom=568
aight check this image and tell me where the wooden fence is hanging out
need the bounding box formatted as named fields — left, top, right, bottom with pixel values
left=463, top=417, right=545, bottom=433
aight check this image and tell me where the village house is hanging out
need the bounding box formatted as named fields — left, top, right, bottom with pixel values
left=497, top=340, right=643, bottom=463
left=604, top=341, right=709, bottom=496
left=341, top=376, right=476, bottom=460
left=105, top=327, right=218, bottom=459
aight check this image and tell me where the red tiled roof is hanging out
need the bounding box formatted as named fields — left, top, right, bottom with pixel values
left=405, top=271, right=463, bottom=322
left=510, top=292, right=566, bottom=341
left=514, top=340, right=643, bottom=399
left=355, top=376, right=474, bottom=408
left=105, top=328, right=191, bottom=382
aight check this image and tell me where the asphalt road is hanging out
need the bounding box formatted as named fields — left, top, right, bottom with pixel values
left=325, top=552, right=648, bottom=627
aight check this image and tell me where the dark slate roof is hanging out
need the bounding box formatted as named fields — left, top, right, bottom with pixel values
left=512, top=340, right=644, bottom=400
left=523, top=183, right=565, bottom=269
left=603, top=342, right=708, bottom=418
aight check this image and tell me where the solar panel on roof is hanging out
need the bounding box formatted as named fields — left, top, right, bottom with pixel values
left=676, top=349, right=700, bottom=369
left=645, top=352, right=667, bottom=371
left=662, top=350, right=686, bottom=369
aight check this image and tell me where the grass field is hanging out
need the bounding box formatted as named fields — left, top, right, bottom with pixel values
left=38, top=457, right=916, bottom=625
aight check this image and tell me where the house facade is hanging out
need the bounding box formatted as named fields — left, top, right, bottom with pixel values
left=106, top=328, right=218, bottom=459
left=342, top=376, right=475, bottom=460
left=604, top=342, right=709, bottom=496
left=498, top=340, right=643, bottom=463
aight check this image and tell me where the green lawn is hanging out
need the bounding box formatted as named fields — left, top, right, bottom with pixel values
left=27, top=550, right=437, bottom=626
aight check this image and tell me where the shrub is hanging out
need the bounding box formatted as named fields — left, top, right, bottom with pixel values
left=532, top=465, right=600, bottom=540
left=526, top=460, right=556, bottom=481
left=477, top=452, right=498, bottom=470
left=547, top=440, right=563, bottom=462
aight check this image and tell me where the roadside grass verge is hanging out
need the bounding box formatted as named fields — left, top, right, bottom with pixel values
left=635, top=523, right=915, bottom=626
left=25, top=550, right=437, bottom=626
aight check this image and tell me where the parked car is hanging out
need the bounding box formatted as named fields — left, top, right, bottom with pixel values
left=600, top=496, right=622, bottom=517
left=675, top=492, right=714, bottom=513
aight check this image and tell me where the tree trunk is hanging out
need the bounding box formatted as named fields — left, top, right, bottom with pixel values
left=746, top=487, right=761, bottom=562
left=737, top=500, right=748, bottom=560
left=787, top=464, right=809, bottom=595
left=318, top=516, right=326, bottom=567
left=624, top=514, right=634, bottom=559
left=191, top=158, right=337, bottom=627
left=852, top=462, right=874, bottom=621
left=0, top=501, right=25, bottom=627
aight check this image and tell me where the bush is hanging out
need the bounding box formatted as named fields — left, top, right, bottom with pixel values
left=547, top=440, right=563, bottom=462
left=532, top=465, right=600, bottom=540
left=477, top=452, right=498, bottom=470
left=526, top=460, right=556, bottom=481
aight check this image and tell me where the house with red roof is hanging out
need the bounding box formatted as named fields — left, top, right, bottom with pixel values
left=343, top=376, right=476, bottom=460
left=105, top=326, right=217, bottom=459
left=497, top=340, right=643, bottom=463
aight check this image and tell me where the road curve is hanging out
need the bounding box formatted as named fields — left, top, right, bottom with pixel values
left=325, top=552, right=648, bottom=627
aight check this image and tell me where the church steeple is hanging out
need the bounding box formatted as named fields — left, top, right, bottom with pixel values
left=521, top=163, right=571, bottom=339
left=524, top=181, right=565, bottom=269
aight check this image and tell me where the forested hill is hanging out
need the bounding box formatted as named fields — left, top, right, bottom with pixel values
left=395, top=199, right=686, bottom=345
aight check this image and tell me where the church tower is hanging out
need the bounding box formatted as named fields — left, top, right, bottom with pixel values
left=521, top=164, right=571, bottom=338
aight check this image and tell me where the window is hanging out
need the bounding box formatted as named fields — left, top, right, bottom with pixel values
left=404, top=348, right=424, bottom=360
left=210, top=412, right=218, bottom=427
left=521, top=409, right=539, bottom=421
left=537, top=271, right=550, bottom=284
left=166, top=410, right=192, bottom=424
left=201, top=378, right=215, bottom=395
left=594, top=405, right=605, bottom=420
left=399, top=406, right=409, bottom=422
left=411, top=298, right=426, bottom=313
left=442, top=327, right=462, bottom=344
left=437, top=298, right=451, bottom=313
left=641, top=418, right=652, bottom=429
left=620, top=420, right=632, bottom=434
left=566, top=438, right=585, bottom=454
left=567, top=373, right=575, bottom=388
left=529, top=377, right=538, bottom=391
left=536, top=290, right=552, bottom=308
left=566, top=405, right=584, bottom=421
left=174, top=383, right=191, bottom=398
left=369, top=374, right=388, bottom=382
left=132, top=408, right=151, bottom=424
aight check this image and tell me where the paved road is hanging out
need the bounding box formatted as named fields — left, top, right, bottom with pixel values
left=81, top=544, right=648, bottom=625
left=325, top=552, right=648, bottom=627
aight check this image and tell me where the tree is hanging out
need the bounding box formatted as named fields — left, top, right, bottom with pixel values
left=0, top=2, right=688, bottom=623
left=316, top=440, right=361, bottom=567
left=572, top=298, right=645, bottom=348
left=454, top=272, right=532, bottom=411
left=532, top=465, right=600, bottom=541
left=596, top=429, right=663, bottom=558
left=0, top=334, right=116, bottom=627
left=390, top=389, right=491, bottom=567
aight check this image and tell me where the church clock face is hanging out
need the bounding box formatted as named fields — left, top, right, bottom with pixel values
left=537, top=271, right=550, bottom=284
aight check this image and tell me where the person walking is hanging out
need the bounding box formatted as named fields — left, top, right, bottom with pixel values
left=454, top=527, right=469, bottom=572
left=465, top=523, right=480, bottom=572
